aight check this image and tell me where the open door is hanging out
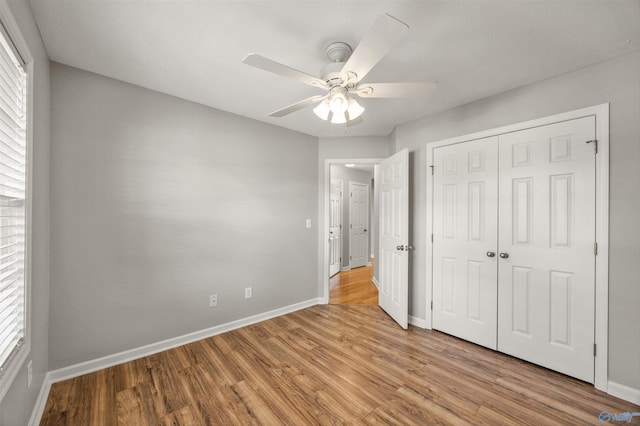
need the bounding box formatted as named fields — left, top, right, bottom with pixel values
left=378, top=149, right=409, bottom=329
left=329, top=179, right=342, bottom=277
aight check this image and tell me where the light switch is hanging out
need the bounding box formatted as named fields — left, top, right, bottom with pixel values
left=306, top=219, right=312, bottom=228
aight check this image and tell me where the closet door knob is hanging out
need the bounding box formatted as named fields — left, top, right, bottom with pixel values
left=499, top=252, right=509, bottom=259
left=486, top=251, right=496, bottom=258
left=396, top=245, right=405, bottom=251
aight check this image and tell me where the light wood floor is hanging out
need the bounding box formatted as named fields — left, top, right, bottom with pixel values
left=41, top=305, right=638, bottom=425
left=329, top=261, right=378, bottom=305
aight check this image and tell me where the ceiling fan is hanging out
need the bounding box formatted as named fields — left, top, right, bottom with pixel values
left=242, top=13, right=437, bottom=124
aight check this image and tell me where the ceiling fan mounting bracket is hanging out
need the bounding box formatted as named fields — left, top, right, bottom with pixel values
left=326, top=42, right=352, bottom=63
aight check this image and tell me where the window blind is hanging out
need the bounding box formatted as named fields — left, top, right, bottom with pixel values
left=0, top=23, right=26, bottom=378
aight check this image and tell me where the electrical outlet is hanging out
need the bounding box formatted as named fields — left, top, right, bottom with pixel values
left=209, top=294, right=218, bottom=307
left=245, top=287, right=252, bottom=299
left=27, top=360, right=32, bottom=388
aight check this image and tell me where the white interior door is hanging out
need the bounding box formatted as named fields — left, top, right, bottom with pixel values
left=329, top=179, right=342, bottom=277
left=379, top=149, right=409, bottom=329
left=432, top=137, right=499, bottom=349
left=497, top=117, right=596, bottom=383
left=349, top=181, right=369, bottom=269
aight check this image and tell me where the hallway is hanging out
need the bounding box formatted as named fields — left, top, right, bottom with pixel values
left=329, top=261, right=378, bottom=305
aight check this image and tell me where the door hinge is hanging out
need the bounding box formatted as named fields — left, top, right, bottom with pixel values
left=586, top=139, right=598, bottom=154
left=350, top=256, right=352, bottom=260
left=430, top=301, right=433, bottom=311
left=594, top=343, right=597, bottom=357
left=594, top=242, right=598, bottom=256
left=430, top=165, right=435, bottom=175
left=431, top=233, right=434, bottom=243
left=350, top=192, right=353, bottom=197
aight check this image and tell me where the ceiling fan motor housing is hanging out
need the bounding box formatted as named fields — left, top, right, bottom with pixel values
left=321, top=42, right=352, bottom=87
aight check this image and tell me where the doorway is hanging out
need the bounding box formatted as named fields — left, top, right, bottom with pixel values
left=323, top=160, right=380, bottom=306
left=328, top=164, right=376, bottom=305
left=322, top=150, right=410, bottom=329
left=329, top=164, right=375, bottom=274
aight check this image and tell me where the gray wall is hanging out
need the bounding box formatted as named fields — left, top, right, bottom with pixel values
left=393, top=51, right=640, bottom=390
left=49, top=63, right=318, bottom=369
left=317, top=136, right=391, bottom=298
left=330, top=165, right=374, bottom=270
left=0, top=1, right=50, bottom=425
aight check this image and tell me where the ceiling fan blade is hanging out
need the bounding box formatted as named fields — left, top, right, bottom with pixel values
left=269, top=95, right=327, bottom=117
left=355, top=82, right=438, bottom=98
left=340, top=14, right=409, bottom=83
left=243, top=53, right=327, bottom=89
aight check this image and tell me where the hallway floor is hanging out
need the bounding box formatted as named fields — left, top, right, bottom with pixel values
left=329, top=261, right=378, bottom=305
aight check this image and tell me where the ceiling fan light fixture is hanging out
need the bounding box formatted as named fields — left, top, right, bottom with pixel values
left=314, top=89, right=365, bottom=124
left=330, top=111, right=347, bottom=124
left=329, top=90, right=348, bottom=114
left=313, top=99, right=331, bottom=120
left=346, top=98, right=365, bottom=120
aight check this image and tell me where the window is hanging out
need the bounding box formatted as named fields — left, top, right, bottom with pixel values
left=0, top=13, right=28, bottom=398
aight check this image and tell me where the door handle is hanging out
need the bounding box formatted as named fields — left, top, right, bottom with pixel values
left=499, top=252, right=509, bottom=259
left=486, top=251, right=496, bottom=258
left=396, top=245, right=405, bottom=251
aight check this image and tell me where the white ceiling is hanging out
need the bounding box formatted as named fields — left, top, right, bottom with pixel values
left=29, top=0, right=640, bottom=138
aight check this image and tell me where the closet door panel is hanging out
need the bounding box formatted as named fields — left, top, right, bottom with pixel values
left=497, top=116, right=596, bottom=383
left=432, top=137, right=499, bottom=349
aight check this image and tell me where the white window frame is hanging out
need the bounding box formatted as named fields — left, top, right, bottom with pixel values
left=0, top=1, right=33, bottom=402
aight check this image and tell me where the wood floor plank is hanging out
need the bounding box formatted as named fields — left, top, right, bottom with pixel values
left=41, top=305, right=640, bottom=425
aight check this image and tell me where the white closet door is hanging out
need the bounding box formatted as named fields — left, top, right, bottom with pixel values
left=432, top=137, right=499, bottom=349
left=497, top=116, right=596, bottom=383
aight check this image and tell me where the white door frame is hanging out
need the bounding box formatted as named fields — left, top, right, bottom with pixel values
left=425, top=104, right=609, bottom=391
left=320, top=158, right=383, bottom=304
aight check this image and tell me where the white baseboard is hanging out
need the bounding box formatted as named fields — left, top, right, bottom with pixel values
left=341, top=266, right=351, bottom=272
left=607, top=381, right=640, bottom=405
left=366, top=261, right=372, bottom=267
left=372, top=276, right=379, bottom=289
left=47, top=298, right=319, bottom=385
left=409, top=315, right=427, bottom=329
left=28, top=373, right=52, bottom=426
